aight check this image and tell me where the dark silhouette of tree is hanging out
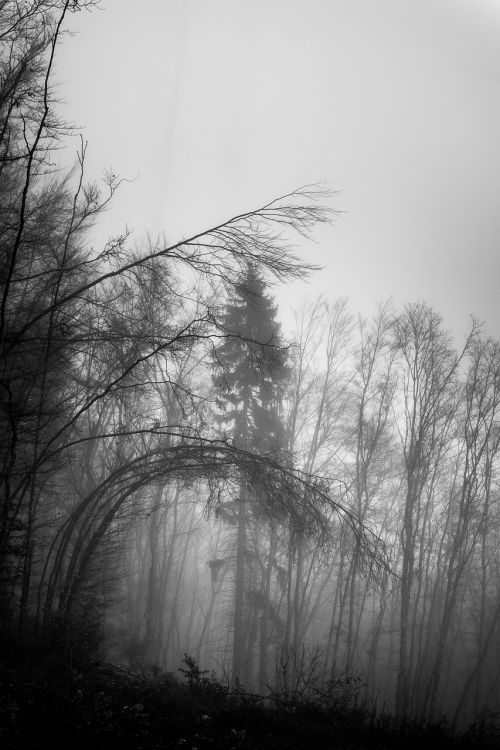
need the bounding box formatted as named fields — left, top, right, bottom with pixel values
left=212, top=265, right=289, bottom=684
left=0, top=1, right=341, bottom=648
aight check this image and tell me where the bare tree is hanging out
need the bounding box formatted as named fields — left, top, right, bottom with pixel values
left=392, top=303, right=471, bottom=717
left=423, top=337, right=500, bottom=721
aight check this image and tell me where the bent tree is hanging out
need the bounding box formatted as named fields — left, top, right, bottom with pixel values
left=1, top=0, right=363, bottom=649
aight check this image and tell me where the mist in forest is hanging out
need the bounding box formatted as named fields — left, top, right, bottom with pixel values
left=100, top=294, right=499, bottom=729
left=2, top=2, right=500, bottom=747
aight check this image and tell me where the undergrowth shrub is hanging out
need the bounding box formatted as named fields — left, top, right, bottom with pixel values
left=178, top=654, right=228, bottom=707
left=3, top=651, right=500, bottom=748
left=462, top=707, right=500, bottom=747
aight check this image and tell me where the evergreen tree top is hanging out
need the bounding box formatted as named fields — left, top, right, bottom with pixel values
left=212, top=266, right=289, bottom=453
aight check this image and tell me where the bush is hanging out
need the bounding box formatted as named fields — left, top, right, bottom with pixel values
left=178, top=654, right=228, bottom=706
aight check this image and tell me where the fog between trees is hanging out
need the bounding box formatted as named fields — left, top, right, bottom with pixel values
left=1, top=1, right=500, bottom=732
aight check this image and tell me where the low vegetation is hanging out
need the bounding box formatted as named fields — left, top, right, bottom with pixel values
left=1, top=649, right=499, bottom=749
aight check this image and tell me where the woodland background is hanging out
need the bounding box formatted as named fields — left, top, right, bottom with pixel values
left=1, top=3, right=500, bottom=745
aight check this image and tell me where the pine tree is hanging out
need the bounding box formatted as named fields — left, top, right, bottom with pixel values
left=212, top=265, right=288, bottom=685
left=213, top=265, right=287, bottom=452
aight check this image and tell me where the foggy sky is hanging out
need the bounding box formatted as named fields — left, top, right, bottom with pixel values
left=57, top=0, right=500, bottom=340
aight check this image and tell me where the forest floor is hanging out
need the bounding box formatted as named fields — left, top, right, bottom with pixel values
left=1, top=654, right=499, bottom=749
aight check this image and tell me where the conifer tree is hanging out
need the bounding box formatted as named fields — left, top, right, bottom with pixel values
left=213, top=265, right=289, bottom=684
